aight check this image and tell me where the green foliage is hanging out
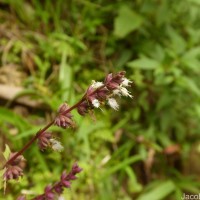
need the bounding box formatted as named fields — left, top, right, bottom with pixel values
left=114, top=5, right=143, bottom=38
left=137, top=180, right=175, bottom=200
left=0, top=0, right=200, bottom=199
left=0, top=145, right=11, bottom=191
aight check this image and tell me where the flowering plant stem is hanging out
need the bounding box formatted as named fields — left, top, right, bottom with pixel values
left=2, top=71, right=132, bottom=199
left=3, top=84, right=106, bottom=169
left=3, top=71, right=132, bottom=184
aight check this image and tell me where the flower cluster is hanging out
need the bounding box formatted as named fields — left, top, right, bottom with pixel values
left=37, top=131, right=64, bottom=152
left=33, top=163, right=82, bottom=200
left=77, top=71, right=132, bottom=114
left=54, top=103, right=74, bottom=129
left=2, top=71, right=132, bottom=199
left=37, top=131, right=52, bottom=151
left=3, top=153, right=25, bottom=181
left=37, top=103, right=74, bottom=152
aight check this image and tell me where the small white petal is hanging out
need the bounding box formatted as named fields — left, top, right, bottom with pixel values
left=120, top=87, right=133, bottom=98
left=121, top=78, right=132, bottom=87
left=91, top=80, right=104, bottom=89
left=108, top=98, right=119, bottom=110
left=50, top=139, right=64, bottom=152
left=58, top=196, right=65, bottom=200
left=100, top=155, right=111, bottom=166
left=113, top=89, right=122, bottom=96
left=92, top=99, right=100, bottom=108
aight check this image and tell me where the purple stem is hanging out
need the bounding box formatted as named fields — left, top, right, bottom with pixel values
left=3, top=84, right=106, bottom=169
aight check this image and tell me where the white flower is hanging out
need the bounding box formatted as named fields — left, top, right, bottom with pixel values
left=91, top=80, right=104, bottom=89
left=120, top=87, right=133, bottom=98
left=113, top=89, right=122, bottom=96
left=58, top=196, right=65, bottom=200
left=108, top=98, right=119, bottom=110
left=121, top=78, right=132, bottom=87
left=50, top=139, right=64, bottom=152
left=92, top=99, right=100, bottom=108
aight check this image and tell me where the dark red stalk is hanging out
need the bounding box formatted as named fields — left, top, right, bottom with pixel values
left=3, top=84, right=107, bottom=169
left=32, top=181, right=60, bottom=200
left=3, top=120, right=54, bottom=168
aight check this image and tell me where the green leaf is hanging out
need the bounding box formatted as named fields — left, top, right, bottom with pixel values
left=59, top=51, right=72, bottom=101
left=15, top=126, right=42, bottom=139
left=109, top=141, right=133, bottom=161
left=178, top=77, right=200, bottom=97
left=114, top=6, right=143, bottom=38
left=0, top=168, right=5, bottom=190
left=104, top=155, right=142, bottom=177
left=127, top=56, right=160, bottom=70
left=167, top=26, right=186, bottom=54
left=0, top=107, right=30, bottom=131
left=181, top=47, right=200, bottom=72
left=3, top=144, right=11, bottom=161
left=126, top=166, right=143, bottom=192
left=93, top=129, right=114, bottom=142
left=137, top=180, right=175, bottom=200
left=177, top=179, right=200, bottom=194
left=175, top=188, right=183, bottom=200
left=0, top=145, right=10, bottom=190
left=188, top=0, right=200, bottom=5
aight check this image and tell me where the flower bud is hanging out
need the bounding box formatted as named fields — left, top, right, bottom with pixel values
left=77, top=101, right=90, bottom=116
left=55, top=103, right=74, bottom=129
left=104, top=71, right=126, bottom=90
left=3, top=152, right=25, bottom=181
left=37, top=131, right=52, bottom=151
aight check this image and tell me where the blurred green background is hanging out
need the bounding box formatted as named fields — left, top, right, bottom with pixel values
left=1, top=0, right=200, bottom=199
